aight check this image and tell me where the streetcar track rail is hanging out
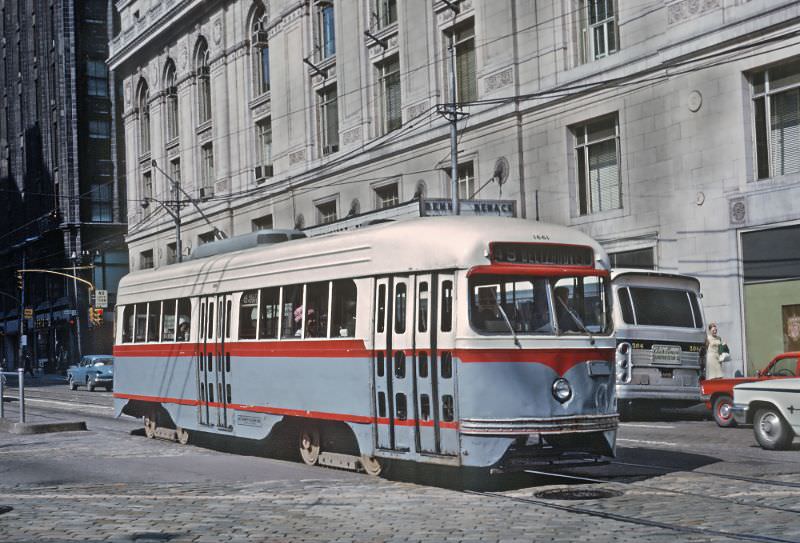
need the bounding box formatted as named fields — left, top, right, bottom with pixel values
left=609, top=459, right=800, bottom=489
left=467, top=489, right=800, bottom=543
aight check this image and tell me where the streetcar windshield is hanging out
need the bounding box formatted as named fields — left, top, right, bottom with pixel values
left=469, top=275, right=611, bottom=335
left=618, top=287, right=703, bottom=328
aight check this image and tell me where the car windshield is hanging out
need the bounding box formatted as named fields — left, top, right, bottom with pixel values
left=469, top=274, right=610, bottom=335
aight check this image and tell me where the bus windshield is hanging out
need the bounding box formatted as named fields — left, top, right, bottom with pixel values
left=469, top=274, right=610, bottom=336
left=618, top=287, right=703, bottom=328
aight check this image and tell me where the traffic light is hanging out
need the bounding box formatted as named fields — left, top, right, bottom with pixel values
left=16, top=272, right=22, bottom=290
left=88, top=306, right=97, bottom=327
left=95, top=308, right=104, bottom=326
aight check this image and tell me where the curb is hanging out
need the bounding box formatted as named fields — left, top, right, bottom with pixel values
left=0, top=419, right=87, bottom=434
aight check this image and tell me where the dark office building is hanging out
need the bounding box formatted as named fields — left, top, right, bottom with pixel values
left=0, top=0, right=127, bottom=371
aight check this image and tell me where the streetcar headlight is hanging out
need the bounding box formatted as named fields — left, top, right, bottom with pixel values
left=552, top=378, right=572, bottom=403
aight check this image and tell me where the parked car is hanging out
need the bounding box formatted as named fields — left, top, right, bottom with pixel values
left=732, top=377, right=800, bottom=450
left=67, top=355, right=114, bottom=391
left=701, top=352, right=799, bottom=427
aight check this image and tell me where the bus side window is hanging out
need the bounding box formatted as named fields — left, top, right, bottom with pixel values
left=239, top=290, right=259, bottom=339
left=258, top=287, right=280, bottom=339
left=147, top=302, right=160, bottom=342
left=121, top=305, right=134, bottom=343
left=161, top=299, right=177, bottom=342
left=441, top=280, right=453, bottom=332
left=177, top=298, right=191, bottom=342
left=618, top=288, right=635, bottom=324
left=331, top=280, right=357, bottom=337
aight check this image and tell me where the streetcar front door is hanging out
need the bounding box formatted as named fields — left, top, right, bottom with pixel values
left=198, top=294, right=233, bottom=429
left=413, top=273, right=458, bottom=456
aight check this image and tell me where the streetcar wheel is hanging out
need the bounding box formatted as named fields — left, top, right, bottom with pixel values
left=753, top=408, right=794, bottom=450
left=712, top=395, right=736, bottom=428
left=298, top=424, right=321, bottom=465
left=360, top=455, right=384, bottom=476
left=86, top=377, right=95, bottom=392
left=143, top=417, right=157, bottom=439
left=68, top=376, right=77, bottom=390
left=176, top=427, right=190, bottom=445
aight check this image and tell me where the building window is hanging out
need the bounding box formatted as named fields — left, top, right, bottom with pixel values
left=251, top=9, right=270, bottom=95
left=166, top=242, right=178, bottom=265
left=199, top=231, right=217, bottom=245
left=196, top=39, right=212, bottom=124
left=573, top=114, right=621, bottom=215
left=578, top=0, right=618, bottom=63
left=87, top=59, right=108, bottom=97
left=374, top=182, right=399, bottom=209
left=447, top=162, right=474, bottom=201
left=377, top=55, right=401, bottom=134
left=164, top=60, right=179, bottom=141
left=89, top=183, right=113, bottom=222
left=137, top=80, right=150, bottom=154
left=140, top=249, right=154, bottom=270
left=316, top=199, right=337, bottom=224
left=89, top=119, right=110, bottom=139
left=609, top=247, right=654, bottom=269
left=255, top=119, right=273, bottom=176
left=142, top=170, right=153, bottom=208
left=753, top=58, right=800, bottom=180
left=447, top=21, right=476, bottom=103
left=169, top=157, right=181, bottom=187
left=373, top=0, right=397, bottom=30
left=252, top=214, right=273, bottom=231
left=314, top=1, right=336, bottom=60
left=200, top=143, right=214, bottom=190
left=318, top=85, right=339, bottom=155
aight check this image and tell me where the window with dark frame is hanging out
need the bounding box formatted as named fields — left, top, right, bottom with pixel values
left=374, top=0, right=397, bottom=29
left=573, top=113, right=621, bottom=215
left=137, top=80, right=150, bottom=154
left=318, top=85, right=339, bottom=155
left=316, top=199, right=337, bottom=225
left=314, top=0, right=336, bottom=60
left=377, top=55, right=401, bottom=134
left=251, top=8, right=270, bottom=95
left=251, top=214, right=274, bottom=232
left=196, top=40, right=212, bottom=124
left=165, top=61, right=179, bottom=141
left=446, top=20, right=476, bottom=103
left=752, top=58, right=800, bottom=180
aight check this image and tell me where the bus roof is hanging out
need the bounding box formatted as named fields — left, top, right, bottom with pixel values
left=118, top=216, right=609, bottom=304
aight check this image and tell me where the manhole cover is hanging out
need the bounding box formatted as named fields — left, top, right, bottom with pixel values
left=129, top=534, right=176, bottom=542
left=535, top=488, right=623, bottom=500
left=0, top=506, right=12, bottom=515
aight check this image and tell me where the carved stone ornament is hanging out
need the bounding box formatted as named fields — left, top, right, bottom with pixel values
left=180, top=45, right=188, bottom=70
left=483, top=67, right=514, bottom=93
left=213, top=18, right=223, bottom=45
left=668, top=0, right=721, bottom=25
left=729, top=197, right=746, bottom=225
left=688, top=90, right=703, bottom=112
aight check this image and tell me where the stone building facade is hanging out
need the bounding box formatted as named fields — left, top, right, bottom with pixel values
left=0, top=0, right=128, bottom=369
left=109, top=0, right=800, bottom=376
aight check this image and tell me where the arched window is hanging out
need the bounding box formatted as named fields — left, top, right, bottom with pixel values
left=164, top=60, right=179, bottom=141
left=195, top=38, right=212, bottom=123
left=251, top=6, right=270, bottom=95
left=137, top=79, right=151, bottom=154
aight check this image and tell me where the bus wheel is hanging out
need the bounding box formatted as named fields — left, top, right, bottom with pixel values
left=144, top=416, right=157, bottom=439
left=360, top=455, right=384, bottom=476
left=712, top=395, right=736, bottom=428
left=298, top=424, right=321, bottom=465
left=176, top=427, right=190, bottom=445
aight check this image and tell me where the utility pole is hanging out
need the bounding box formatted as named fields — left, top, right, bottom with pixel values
left=17, top=252, right=25, bottom=369
left=71, top=251, right=82, bottom=361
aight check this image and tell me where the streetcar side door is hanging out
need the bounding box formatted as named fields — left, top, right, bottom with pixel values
left=198, top=296, right=217, bottom=426
left=373, top=278, right=391, bottom=449
left=389, top=276, right=414, bottom=451
left=412, top=273, right=437, bottom=454
left=217, top=294, right=233, bottom=430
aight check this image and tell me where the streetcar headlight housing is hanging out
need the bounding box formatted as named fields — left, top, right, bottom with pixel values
left=552, top=378, right=572, bottom=403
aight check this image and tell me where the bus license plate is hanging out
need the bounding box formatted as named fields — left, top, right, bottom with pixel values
left=652, top=345, right=681, bottom=365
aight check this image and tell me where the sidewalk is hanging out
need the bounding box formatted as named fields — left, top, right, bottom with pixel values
left=0, top=373, right=86, bottom=434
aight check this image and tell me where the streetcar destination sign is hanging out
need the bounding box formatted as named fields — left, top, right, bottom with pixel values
left=490, top=242, right=594, bottom=267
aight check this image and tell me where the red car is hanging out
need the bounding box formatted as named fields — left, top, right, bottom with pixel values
left=701, top=352, right=800, bottom=427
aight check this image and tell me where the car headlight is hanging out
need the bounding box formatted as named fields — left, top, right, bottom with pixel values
left=552, top=378, right=572, bottom=403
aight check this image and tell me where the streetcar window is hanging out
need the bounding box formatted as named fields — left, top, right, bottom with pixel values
left=161, top=299, right=177, bottom=342
left=376, top=284, right=386, bottom=334
left=207, top=353, right=213, bottom=371
left=618, top=288, right=635, bottom=324
left=134, top=303, right=147, bottom=342
left=199, top=302, right=206, bottom=340
left=208, top=383, right=214, bottom=403
left=239, top=290, right=259, bottom=339
left=395, top=393, right=407, bottom=420
left=330, top=280, right=357, bottom=337
left=281, top=285, right=303, bottom=338
left=207, top=302, right=215, bottom=339
left=441, top=351, right=452, bottom=379
left=442, top=395, right=454, bottom=422
left=177, top=298, right=191, bottom=342
left=394, top=351, right=406, bottom=378
left=305, top=282, right=330, bottom=338
left=417, top=282, right=429, bottom=333
left=420, top=394, right=430, bottom=420
left=226, top=384, right=232, bottom=403
left=441, top=280, right=453, bottom=332
left=122, top=305, right=134, bottom=343
left=394, top=282, right=407, bottom=334
left=258, top=287, right=280, bottom=339
left=226, top=353, right=231, bottom=372
left=418, top=352, right=428, bottom=378
left=225, top=299, right=232, bottom=338
left=377, top=352, right=385, bottom=377
left=146, top=302, right=160, bottom=342
left=471, top=278, right=553, bottom=334
left=378, top=391, right=386, bottom=418
left=553, top=276, right=609, bottom=334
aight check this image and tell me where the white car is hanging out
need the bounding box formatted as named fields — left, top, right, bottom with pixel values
left=732, top=378, right=800, bottom=450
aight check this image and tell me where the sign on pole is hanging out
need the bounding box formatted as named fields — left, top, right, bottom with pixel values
left=23, top=307, right=33, bottom=319
left=95, top=290, right=108, bottom=309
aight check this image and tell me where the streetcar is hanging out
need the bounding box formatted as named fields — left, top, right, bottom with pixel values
left=612, top=269, right=706, bottom=419
left=113, top=216, right=618, bottom=474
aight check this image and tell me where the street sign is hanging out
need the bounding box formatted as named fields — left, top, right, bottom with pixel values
left=23, top=308, right=33, bottom=319
left=95, top=290, right=108, bottom=309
